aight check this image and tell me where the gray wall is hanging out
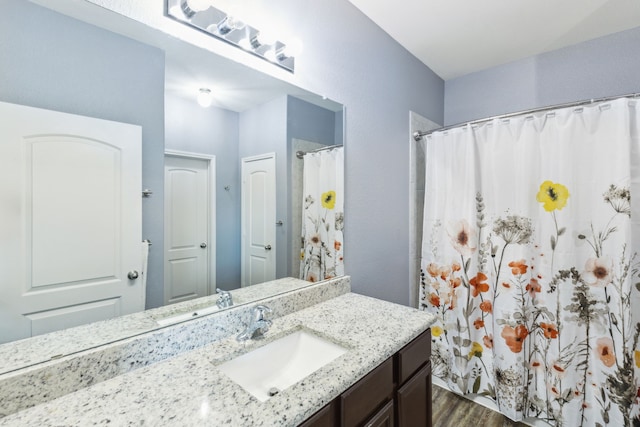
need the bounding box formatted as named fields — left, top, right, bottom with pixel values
left=0, top=0, right=166, bottom=309
left=445, top=26, right=640, bottom=125
left=4, top=0, right=446, bottom=308
left=164, top=93, right=241, bottom=291
left=271, top=0, right=445, bottom=305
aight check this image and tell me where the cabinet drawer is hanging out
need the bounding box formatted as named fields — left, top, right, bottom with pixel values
left=397, top=329, right=431, bottom=385
left=340, top=357, right=393, bottom=427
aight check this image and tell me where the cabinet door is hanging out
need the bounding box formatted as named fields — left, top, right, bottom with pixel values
left=396, top=362, right=432, bottom=427
left=365, top=400, right=394, bottom=427
left=340, top=358, right=394, bottom=427
left=299, top=401, right=336, bottom=427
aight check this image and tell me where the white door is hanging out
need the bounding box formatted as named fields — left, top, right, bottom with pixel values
left=0, top=101, right=143, bottom=344
left=164, top=154, right=213, bottom=305
left=241, top=153, right=276, bottom=287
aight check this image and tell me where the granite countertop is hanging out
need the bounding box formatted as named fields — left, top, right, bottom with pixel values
left=0, top=277, right=312, bottom=374
left=0, top=293, right=435, bottom=426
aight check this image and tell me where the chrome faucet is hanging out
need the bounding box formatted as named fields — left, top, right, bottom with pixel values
left=216, top=288, right=233, bottom=309
left=237, top=305, right=272, bottom=341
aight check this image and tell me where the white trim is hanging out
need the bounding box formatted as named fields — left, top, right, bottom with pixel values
left=164, top=149, right=215, bottom=161
left=164, top=150, right=217, bottom=296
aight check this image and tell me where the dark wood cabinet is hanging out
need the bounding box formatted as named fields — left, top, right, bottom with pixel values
left=365, top=400, right=395, bottom=427
left=299, top=329, right=432, bottom=427
left=397, top=362, right=432, bottom=427
left=299, top=401, right=337, bottom=427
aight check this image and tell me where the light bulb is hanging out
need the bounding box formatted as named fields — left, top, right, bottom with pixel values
left=216, top=15, right=245, bottom=35
left=238, top=36, right=252, bottom=50
left=197, top=88, right=213, bottom=108
left=255, top=31, right=277, bottom=47
left=185, top=0, right=211, bottom=12
left=264, top=49, right=277, bottom=62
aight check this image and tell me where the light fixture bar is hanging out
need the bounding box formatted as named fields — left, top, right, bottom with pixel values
left=166, top=0, right=296, bottom=73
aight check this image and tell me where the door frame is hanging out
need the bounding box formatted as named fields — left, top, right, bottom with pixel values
left=164, top=149, right=216, bottom=296
left=240, top=152, right=276, bottom=287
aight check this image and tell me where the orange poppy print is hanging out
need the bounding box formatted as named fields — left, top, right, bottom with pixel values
left=469, top=272, right=490, bottom=297
left=501, top=324, right=529, bottom=353
left=479, top=300, right=492, bottom=313
left=429, top=293, right=440, bottom=307
left=474, top=318, right=485, bottom=329
left=595, top=337, right=616, bottom=368
left=540, top=322, right=558, bottom=339
left=508, top=260, right=528, bottom=275
left=526, top=278, right=542, bottom=298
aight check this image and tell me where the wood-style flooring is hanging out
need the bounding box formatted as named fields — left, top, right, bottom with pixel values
left=432, top=384, right=529, bottom=427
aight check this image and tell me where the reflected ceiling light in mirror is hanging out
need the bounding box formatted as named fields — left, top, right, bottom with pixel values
left=197, top=88, right=213, bottom=107
left=166, top=0, right=297, bottom=72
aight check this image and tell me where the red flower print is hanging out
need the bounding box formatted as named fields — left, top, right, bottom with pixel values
left=473, top=318, right=485, bottom=329
left=469, top=272, right=490, bottom=297
left=508, top=260, right=528, bottom=275
left=526, top=278, right=541, bottom=298
left=501, top=324, right=528, bottom=353
left=334, top=240, right=342, bottom=251
left=429, top=293, right=440, bottom=307
left=479, top=300, right=492, bottom=313
left=483, top=334, right=493, bottom=349
left=540, top=322, right=558, bottom=339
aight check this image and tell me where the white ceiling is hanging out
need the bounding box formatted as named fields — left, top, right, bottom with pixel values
left=348, top=0, right=640, bottom=80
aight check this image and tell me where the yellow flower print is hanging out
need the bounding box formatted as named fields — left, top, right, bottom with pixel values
left=431, top=326, right=443, bottom=337
left=468, top=341, right=483, bottom=359
left=536, top=181, right=570, bottom=212
left=300, top=250, right=305, bottom=260
left=321, top=190, right=336, bottom=209
left=635, top=350, right=640, bottom=368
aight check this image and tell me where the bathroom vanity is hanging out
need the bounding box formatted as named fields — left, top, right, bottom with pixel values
left=301, top=328, right=432, bottom=427
left=0, top=277, right=435, bottom=426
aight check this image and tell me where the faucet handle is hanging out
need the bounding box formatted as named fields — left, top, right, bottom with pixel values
left=216, top=288, right=233, bottom=308
left=252, top=305, right=272, bottom=320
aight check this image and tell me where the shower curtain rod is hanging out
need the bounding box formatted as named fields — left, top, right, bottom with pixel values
left=413, top=91, right=640, bottom=141
left=295, top=144, right=343, bottom=159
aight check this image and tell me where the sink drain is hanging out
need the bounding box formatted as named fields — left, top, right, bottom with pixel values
left=268, top=387, right=280, bottom=397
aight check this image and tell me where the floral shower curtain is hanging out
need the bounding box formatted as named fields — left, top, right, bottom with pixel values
left=300, top=146, right=344, bottom=282
left=420, top=97, right=640, bottom=426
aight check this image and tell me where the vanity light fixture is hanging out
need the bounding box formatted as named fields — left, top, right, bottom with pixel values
left=166, top=0, right=299, bottom=72
left=197, top=88, right=213, bottom=108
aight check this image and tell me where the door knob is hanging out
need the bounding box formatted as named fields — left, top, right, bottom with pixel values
left=127, top=270, right=139, bottom=280
left=264, top=245, right=272, bottom=251
left=200, top=243, right=207, bottom=249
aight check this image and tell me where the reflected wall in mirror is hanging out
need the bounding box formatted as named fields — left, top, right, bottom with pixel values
left=0, top=0, right=344, bottom=361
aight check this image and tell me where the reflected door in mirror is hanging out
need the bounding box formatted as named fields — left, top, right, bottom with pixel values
left=164, top=155, right=213, bottom=305
left=241, top=153, right=276, bottom=287
left=0, top=102, right=143, bottom=344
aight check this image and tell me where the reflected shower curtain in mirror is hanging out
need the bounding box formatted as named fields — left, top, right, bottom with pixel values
left=300, top=146, right=344, bottom=282
left=420, top=98, right=640, bottom=426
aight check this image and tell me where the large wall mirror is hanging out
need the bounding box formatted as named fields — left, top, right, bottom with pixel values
left=0, top=0, right=344, bottom=372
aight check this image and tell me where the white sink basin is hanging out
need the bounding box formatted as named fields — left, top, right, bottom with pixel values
left=218, top=329, right=348, bottom=402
